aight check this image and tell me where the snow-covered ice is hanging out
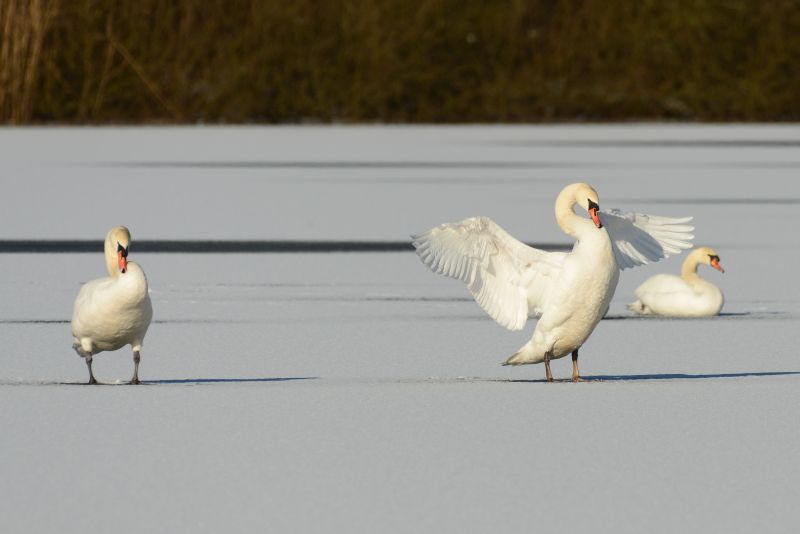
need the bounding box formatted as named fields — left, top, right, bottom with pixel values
left=1, top=125, right=798, bottom=533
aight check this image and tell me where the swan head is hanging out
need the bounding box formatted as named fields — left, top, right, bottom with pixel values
left=697, top=246, right=725, bottom=273
left=572, top=183, right=602, bottom=229
left=104, top=226, right=131, bottom=275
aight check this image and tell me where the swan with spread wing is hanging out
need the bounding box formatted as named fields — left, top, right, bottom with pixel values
left=412, top=182, right=694, bottom=382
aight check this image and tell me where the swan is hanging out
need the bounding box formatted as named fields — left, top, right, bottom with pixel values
left=628, top=246, right=724, bottom=317
left=71, top=226, right=153, bottom=384
left=412, top=182, right=694, bottom=382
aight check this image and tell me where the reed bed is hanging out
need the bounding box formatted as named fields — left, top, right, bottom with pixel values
left=0, top=0, right=797, bottom=123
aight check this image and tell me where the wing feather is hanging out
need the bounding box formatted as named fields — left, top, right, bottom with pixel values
left=600, top=209, right=694, bottom=270
left=412, top=216, right=565, bottom=330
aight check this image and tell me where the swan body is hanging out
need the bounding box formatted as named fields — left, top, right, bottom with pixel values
left=71, top=226, right=153, bottom=384
left=629, top=246, right=724, bottom=317
left=412, top=183, right=694, bottom=381
left=518, top=217, right=619, bottom=365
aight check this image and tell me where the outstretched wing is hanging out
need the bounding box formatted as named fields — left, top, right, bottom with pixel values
left=412, top=216, right=565, bottom=331
left=600, top=209, right=694, bottom=270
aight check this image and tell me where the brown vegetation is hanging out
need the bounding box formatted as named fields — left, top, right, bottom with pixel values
left=0, top=0, right=58, bottom=122
left=0, top=0, right=798, bottom=123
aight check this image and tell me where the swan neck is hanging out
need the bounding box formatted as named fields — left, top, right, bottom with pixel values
left=555, top=189, right=580, bottom=238
left=104, top=237, right=119, bottom=278
left=681, top=253, right=701, bottom=281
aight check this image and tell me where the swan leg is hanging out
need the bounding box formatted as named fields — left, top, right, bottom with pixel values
left=572, top=350, right=584, bottom=382
left=85, top=354, right=97, bottom=385
left=544, top=351, right=554, bottom=382
left=130, top=350, right=141, bottom=385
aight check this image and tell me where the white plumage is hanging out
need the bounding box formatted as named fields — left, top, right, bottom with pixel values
left=413, top=217, right=566, bottom=331
left=71, top=226, right=153, bottom=384
left=629, top=246, right=724, bottom=317
left=413, top=182, right=694, bottom=381
left=600, top=209, right=695, bottom=269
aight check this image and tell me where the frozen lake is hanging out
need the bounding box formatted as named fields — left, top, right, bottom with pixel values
left=1, top=125, right=799, bottom=533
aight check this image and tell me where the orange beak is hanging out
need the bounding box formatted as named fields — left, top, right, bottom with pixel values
left=118, top=250, right=127, bottom=273
left=710, top=258, right=724, bottom=273
left=589, top=207, right=602, bottom=229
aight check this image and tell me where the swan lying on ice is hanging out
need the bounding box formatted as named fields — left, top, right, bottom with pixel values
left=628, top=246, right=724, bottom=317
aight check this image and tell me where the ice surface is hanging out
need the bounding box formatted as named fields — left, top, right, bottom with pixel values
left=0, top=126, right=799, bottom=533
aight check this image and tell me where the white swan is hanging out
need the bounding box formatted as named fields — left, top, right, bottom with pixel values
left=71, top=226, right=153, bottom=384
left=412, top=182, right=694, bottom=381
left=628, top=246, right=724, bottom=317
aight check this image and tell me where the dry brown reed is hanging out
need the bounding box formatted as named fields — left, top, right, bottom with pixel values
left=1, top=0, right=798, bottom=123
left=0, top=0, right=59, bottom=123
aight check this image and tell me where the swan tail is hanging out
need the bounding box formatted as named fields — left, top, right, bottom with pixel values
left=72, top=339, right=91, bottom=357
left=502, top=343, right=540, bottom=366
left=627, top=300, right=651, bottom=315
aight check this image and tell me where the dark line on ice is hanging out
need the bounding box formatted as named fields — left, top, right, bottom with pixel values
left=582, top=371, right=800, bottom=381
left=0, top=377, right=319, bottom=387
left=95, top=159, right=800, bottom=170
left=0, top=311, right=785, bottom=326
left=0, top=240, right=571, bottom=254
left=497, top=371, right=800, bottom=383
left=493, top=139, right=800, bottom=148
left=0, top=240, right=410, bottom=253
left=0, top=319, right=70, bottom=324
left=615, top=198, right=800, bottom=206
left=392, top=371, right=800, bottom=385
left=142, top=377, right=318, bottom=385
left=602, top=311, right=787, bottom=321
left=99, top=160, right=576, bottom=170
left=0, top=318, right=343, bottom=324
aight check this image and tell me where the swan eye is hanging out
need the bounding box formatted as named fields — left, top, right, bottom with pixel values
left=587, top=199, right=600, bottom=211
left=708, top=255, right=719, bottom=262
left=117, top=243, right=129, bottom=257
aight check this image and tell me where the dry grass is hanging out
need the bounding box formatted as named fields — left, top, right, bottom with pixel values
left=1, top=0, right=798, bottom=123
left=0, top=0, right=59, bottom=123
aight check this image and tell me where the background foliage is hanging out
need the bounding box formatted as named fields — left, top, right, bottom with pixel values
left=1, top=0, right=798, bottom=123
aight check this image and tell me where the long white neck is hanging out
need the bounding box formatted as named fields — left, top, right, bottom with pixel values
left=104, top=236, right=119, bottom=278
left=681, top=250, right=705, bottom=282
left=554, top=184, right=591, bottom=239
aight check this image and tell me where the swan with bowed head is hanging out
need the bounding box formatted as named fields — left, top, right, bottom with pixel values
left=412, top=182, right=694, bottom=382
left=71, top=226, right=153, bottom=384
